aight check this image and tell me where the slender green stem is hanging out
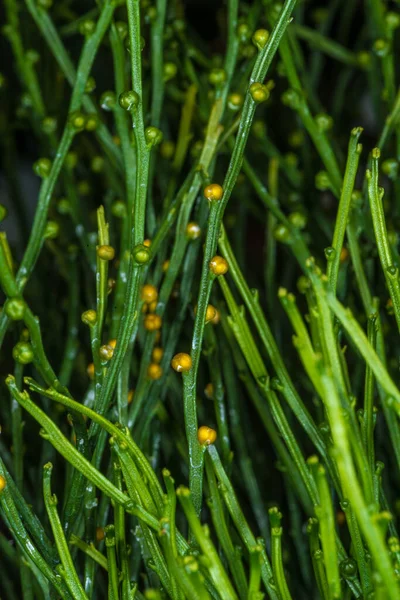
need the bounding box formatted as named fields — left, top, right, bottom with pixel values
left=269, top=508, right=293, bottom=600
left=308, top=457, right=341, bottom=600
left=70, top=535, right=108, bottom=571
left=177, top=486, right=239, bottom=600
left=368, top=149, right=400, bottom=332
left=307, top=519, right=329, bottom=600
left=105, top=526, right=120, bottom=600
left=327, top=127, right=363, bottom=294
left=6, top=377, right=158, bottom=528
left=207, top=446, right=280, bottom=600
left=204, top=457, right=248, bottom=598
left=43, top=463, right=88, bottom=600
left=0, top=465, right=71, bottom=599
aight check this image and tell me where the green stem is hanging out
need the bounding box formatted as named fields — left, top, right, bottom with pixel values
left=207, top=446, right=280, bottom=600
left=308, top=457, right=341, bottom=600
left=43, top=463, right=88, bottom=600
left=327, top=128, right=363, bottom=294
left=368, top=148, right=400, bottom=332
left=105, top=526, right=120, bottom=600
left=269, top=508, right=293, bottom=600
left=177, top=486, right=239, bottom=600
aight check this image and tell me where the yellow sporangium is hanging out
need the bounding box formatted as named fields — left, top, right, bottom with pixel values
left=141, top=284, right=158, bottom=304
left=197, top=426, right=217, bottom=445
left=171, top=353, right=192, bottom=373
left=144, top=314, right=162, bottom=331
left=209, top=256, right=229, bottom=276
left=152, top=347, right=164, bottom=363
left=203, top=183, right=223, bottom=201
left=147, top=363, right=163, bottom=380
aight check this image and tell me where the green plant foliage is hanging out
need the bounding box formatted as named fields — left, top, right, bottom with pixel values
left=1, top=0, right=400, bottom=598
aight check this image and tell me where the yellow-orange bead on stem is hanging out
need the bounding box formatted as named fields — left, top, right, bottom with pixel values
left=141, top=284, right=158, bottom=304
left=108, top=339, right=117, bottom=349
left=143, top=238, right=152, bottom=247
left=186, top=222, right=201, bottom=240
left=204, top=382, right=214, bottom=399
left=152, top=346, right=164, bottom=363
left=96, top=527, right=105, bottom=542
left=148, top=300, right=157, bottom=313
left=162, top=260, right=170, bottom=272
left=209, top=256, right=229, bottom=276
left=340, top=247, right=349, bottom=263
left=210, top=308, right=220, bottom=325
left=97, top=245, right=115, bottom=261
left=87, top=363, right=95, bottom=379
left=197, top=426, right=217, bottom=445
left=171, top=352, right=192, bottom=373
left=0, top=475, right=6, bottom=492
left=205, top=304, right=217, bottom=324
left=108, top=278, right=116, bottom=293
left=204, top=183, right=223, bottom=202
left=147, top=363, right=163, bottom=380
left=144, top=314, right=162, bottom=331
left=336, top=510, right=346, bottom=526
left=128, top=389, right=134, bottom=404
left=99, top=344, right=114, bottom=361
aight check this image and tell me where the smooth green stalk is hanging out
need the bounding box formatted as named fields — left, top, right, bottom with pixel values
left=105, top=526, right=120, bottom=600
left=367, top=149, right=400, bottom=332
left=248, top=545, right=263, bottom=600
left=0, top=467, right=71, bottom=599
left=269, top=508, right=293, bottom=600
left=278, top=288, right=324, bottom=398
left=327, top=128, right=363, bottom=294
left=341, top=501, right=372, bottom=595
left=0, top=458, right=58, bottom=567
left=162, top=470, right=178, bottom=560
left=117, top=450, right=173, bottom=597
left=318, top=370, right=400, bottom=599
left=70, top=535, right=108, bottom=571
left=207, top=447, right=280, bottom=600
left=112, top=457, right=131, bottom=600
left=58, top=255, right=80, bottom=386
left=6, top=377, right=158, bottom=528
left=176, top=486, right=239, bottom=600
left=220, top=334, right=270, bottom=541
left=25, top=377, right=164, bottom=509
left=43, top=463, right=88, bottom=600
left=378, top=88, right=400, bottom=152
left=307, top=519, right=329, bottom=600
left=327, top=295, right=400, bottom=413
left=204, top=325, right=231, bottom=467
left=308, top=457, right=341, bottom=600
left=364, top=313, right=378, bottom=473
left=204, top=457, right=248, bottom=598
left=11, top=362, right=24, bottom=491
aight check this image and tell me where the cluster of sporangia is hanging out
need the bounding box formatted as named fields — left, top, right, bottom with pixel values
left=79, top=183, right=227, bottom=447
left=4, top=180, right=228, bottom=457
